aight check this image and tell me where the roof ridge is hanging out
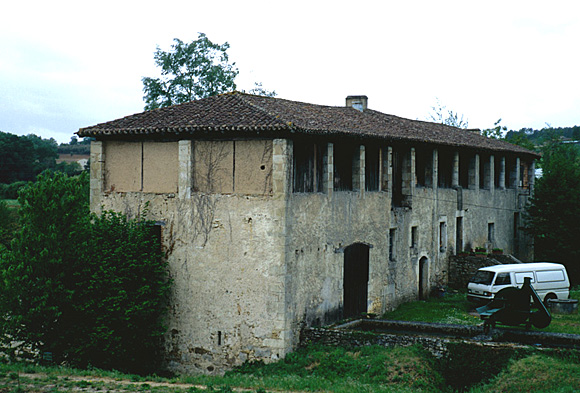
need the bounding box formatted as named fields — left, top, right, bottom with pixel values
left=233, top=92, right=297, bottom=129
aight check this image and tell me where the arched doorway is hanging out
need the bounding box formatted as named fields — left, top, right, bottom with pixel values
left=343, top=243, right=370, bottom=319
left=418, top=257, right=429, bottom=300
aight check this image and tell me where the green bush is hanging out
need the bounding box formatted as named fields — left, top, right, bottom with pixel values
left=0, top=171, right=170, bottom=374
left=0, top=181, right=29, bottom=199
left=0, top=200, right=19, bottom=248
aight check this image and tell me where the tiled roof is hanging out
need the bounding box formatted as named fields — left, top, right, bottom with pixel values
left=78, top=92, right=538, bottom=157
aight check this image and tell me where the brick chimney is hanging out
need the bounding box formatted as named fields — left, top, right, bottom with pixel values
left=346, top=95, right=368, bottom=112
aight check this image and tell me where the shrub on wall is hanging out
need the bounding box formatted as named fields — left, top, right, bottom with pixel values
left=0, top=171, right=170, bottom=374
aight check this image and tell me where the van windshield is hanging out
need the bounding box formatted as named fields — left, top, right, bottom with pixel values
left=469, top=270, right=495, bottom=285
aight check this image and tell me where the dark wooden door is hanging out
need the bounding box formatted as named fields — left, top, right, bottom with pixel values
left=343, top=243, right=369, bottom=319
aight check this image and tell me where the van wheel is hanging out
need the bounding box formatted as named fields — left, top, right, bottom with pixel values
left=544, top=293, right=557, bottom=306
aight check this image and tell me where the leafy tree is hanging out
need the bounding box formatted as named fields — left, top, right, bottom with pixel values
left=142, top=34, right=239, bottom=110
left=0, top=172, right=170, bottom=374
left=504, top=131, right=537, bottom=152
left=428, top=98, right=469, bottom=129
left=23, top=134, right=58, bottom=174
left=243, top=82, right=277, bottom=97
left=0, top=200, right=19, bottom=249
left=55, top=161, right=83, bottom=176
left=0, top=131, right=58, bottom=183
left=481, top=119, right=507, bottom=139
left=525, top=138, right=580, bottom=284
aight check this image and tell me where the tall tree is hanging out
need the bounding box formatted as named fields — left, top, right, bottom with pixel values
left=525, top=138, right=580, bottom=284
left=142, top=34, right=239, bottom=110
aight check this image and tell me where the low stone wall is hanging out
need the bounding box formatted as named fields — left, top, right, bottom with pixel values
left=300, top=319, right=580, bottom=358
left=300, top=325, right=451, bottom=358
left=448, top=254, right=522, bottom=289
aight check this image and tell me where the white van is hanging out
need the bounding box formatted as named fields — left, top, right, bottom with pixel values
left=467, top=262, right=570, bottom=304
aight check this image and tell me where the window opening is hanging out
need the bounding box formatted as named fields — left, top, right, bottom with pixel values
left=365, top=144, right=380, bottom=191
left=411, top=226, right=418, bottom=249
left=479, top=154, right=490, bottom=189
left=494, top=155, right=502, bottom=188
left=415, top=146, right=433, bottom=188
left=438, top=149, right=453, bottom=188
left=334, top=142, right=355, bottom=191
left=293, top=140, right=324, bottom=192
left=439, top=221, right=447, bottom=252
left=488, top=222, right=495, bottom=243
left=392, top=149, right=403, bottom=206
left=506, top=157, right=517, bottom=188
left=495, top=273, right=511, bottom=285
left=389, top=228, right=396, bottom=261
left=459, top=152, right=470, bottom=188
left=456, top=217, right=463, bottom=254
left=520, top=160, right=530, bottom=189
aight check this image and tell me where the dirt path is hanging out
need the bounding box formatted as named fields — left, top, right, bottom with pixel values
left=15, top=372, right=303, bottom=393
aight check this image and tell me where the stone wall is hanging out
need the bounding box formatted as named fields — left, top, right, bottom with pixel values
left=90, top=137, right=534, bottom=375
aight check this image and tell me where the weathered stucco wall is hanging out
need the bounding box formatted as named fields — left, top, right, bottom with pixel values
left=103, top=141, right=178, bottom=193
left=92, top=139, right=288, bottom=375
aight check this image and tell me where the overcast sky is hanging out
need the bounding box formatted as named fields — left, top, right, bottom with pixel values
left=1, top=1, right=579, bottom=144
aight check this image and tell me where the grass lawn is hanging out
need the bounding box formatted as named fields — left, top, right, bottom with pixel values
left=382, top=288, right=580, bottom=335
left=2, top=344, right=580, bottom=393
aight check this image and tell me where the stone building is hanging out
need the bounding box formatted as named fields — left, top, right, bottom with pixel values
left=78, top=92, right=539, bottom=374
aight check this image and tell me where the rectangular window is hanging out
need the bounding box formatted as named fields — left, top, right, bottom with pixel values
left=480, top=154, right=490, bottom=189
left=439, top=221, right=447, bottom=252
left=365, top=144, right=380, bottom=191
left=506, top=157, right=517, bottom=188
left=520, top=160, right=530, bottom=189
left=515, top=272, right=535, bottom=284
left=459, top=152, right=470, bottom=188
left=456, top=217, right=463, bottom=254
left=494, top=273, right=512, bottom=286
left=536, top=270, right=565, bottom=283
left=334, top=142, right=355, bottom=191
left=438, top=149, right=453, bottom=188
left=389, top=228, right=396, bottom=261
left=494, top=156, right=502, bottom=188
left=411, top=226, right=418, bottom=249
left=293, top=140, right=324, bottom=193
left=488, top=222, right=495, bottom=243
left=415, top=147, right=431, bottom=187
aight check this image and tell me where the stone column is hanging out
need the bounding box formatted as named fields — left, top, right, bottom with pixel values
left=178, top=140, right=193, bottom=199
left=474, top=154, right=480, bottom=191
left=354, top=145, right=365, bottom=196
left=452, top=151, right=459, bottom=187
left=273, top=139, right=291, bottom=198
left=382, top=146, right=392, bottom=193
left=324, top=143, right=334, bottom=196
left=489, top=155, right=495, bottom=191
left=432, top=148, right=439, bottom=190
left=499, top=156, right=506, bottom=190
left=89, top=141, right=104, bottom=213
left=515, top=157, right=521, bottom=188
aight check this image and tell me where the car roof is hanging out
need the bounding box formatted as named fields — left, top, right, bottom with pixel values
left=479, top=262, right=565, bottom=273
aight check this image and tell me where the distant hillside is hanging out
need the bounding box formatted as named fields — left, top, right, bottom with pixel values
left=506, top=125, right=580, bottom=145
